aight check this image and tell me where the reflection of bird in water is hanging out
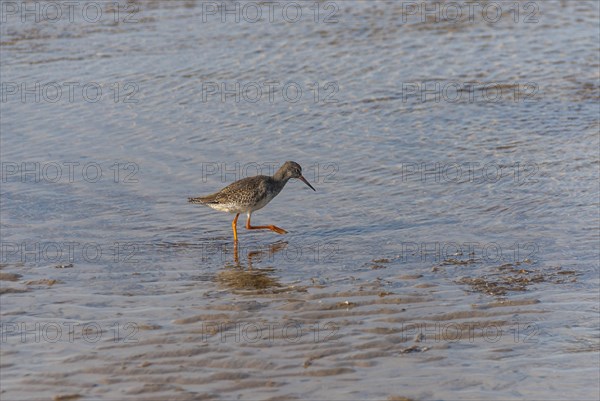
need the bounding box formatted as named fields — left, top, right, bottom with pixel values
left=189, top=161, right=315, bottom=241
left=233, top=240, right=288, bottom=268
left=245, top=241, right=288, bottom=267
left=216, top=241, right=289, bottom=292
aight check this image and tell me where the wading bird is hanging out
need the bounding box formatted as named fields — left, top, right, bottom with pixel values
left=189, top=161, right=316, bottom=241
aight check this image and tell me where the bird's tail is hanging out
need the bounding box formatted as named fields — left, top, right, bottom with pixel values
left=188, top=197, right=205, bottom=204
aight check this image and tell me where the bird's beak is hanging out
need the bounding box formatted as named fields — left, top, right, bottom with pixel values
left=299, top=175, right=316, bottom=191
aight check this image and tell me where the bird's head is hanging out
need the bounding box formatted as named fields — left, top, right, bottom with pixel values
left=278, top=161, right=316, bottom=191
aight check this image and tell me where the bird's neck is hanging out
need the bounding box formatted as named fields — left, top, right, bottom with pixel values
left=271, top=171, right=290, bottom=194
left=273, top=168, right=289, bottom=183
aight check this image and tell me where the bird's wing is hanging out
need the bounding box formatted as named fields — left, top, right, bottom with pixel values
left=214, top=176, right=269, bottom=204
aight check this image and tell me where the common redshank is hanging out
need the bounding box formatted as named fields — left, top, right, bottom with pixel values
left=189, top=161, right=316, bottom=241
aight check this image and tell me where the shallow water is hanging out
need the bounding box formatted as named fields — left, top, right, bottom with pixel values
left=1, top=1, right=599, bottom=400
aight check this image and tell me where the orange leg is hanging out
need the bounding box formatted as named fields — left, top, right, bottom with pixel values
left=232, top=213, right=240, bottom=242
left=245, top=213, right=287, bottom=235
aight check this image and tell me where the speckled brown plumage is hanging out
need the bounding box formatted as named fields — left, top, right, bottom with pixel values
left=189, top=161, right=316, bottom=241
left=188, top=175, right=285, bottom=213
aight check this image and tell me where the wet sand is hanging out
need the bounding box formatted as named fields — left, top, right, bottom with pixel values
left=1, top=1, right=599, bottom=400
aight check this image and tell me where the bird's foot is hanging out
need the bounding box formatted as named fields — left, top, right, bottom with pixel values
left=271, top=226, right=288, bottom=235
